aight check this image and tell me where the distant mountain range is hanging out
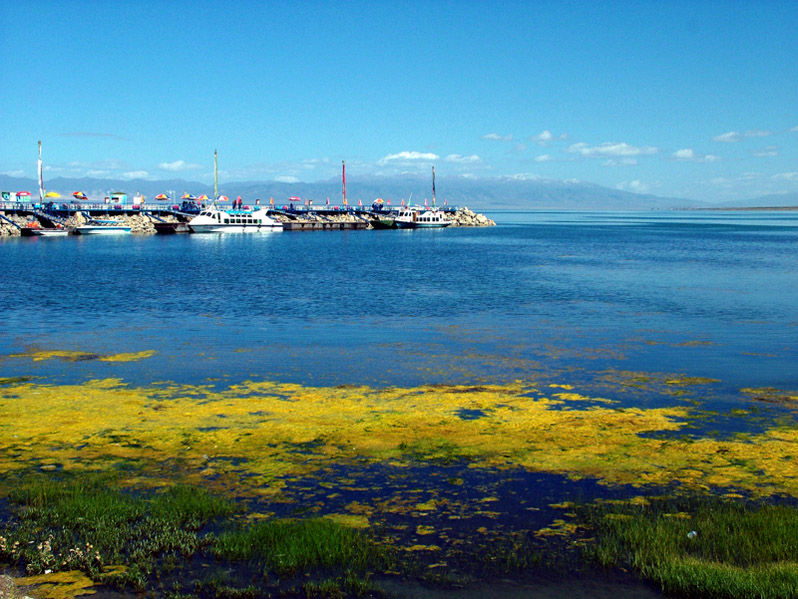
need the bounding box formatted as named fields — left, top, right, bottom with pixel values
left=1, top=173, right=795, bottom=210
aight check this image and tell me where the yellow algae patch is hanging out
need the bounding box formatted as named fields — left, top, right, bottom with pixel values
left=741, top=387, right=798, bottom=404
left=15, top=570, right=96, bottom=599
left=10, top=349, right=156, bottom=364
left=1, top=376, right=798, bottom=498
left=323, top=513, right=370, bottom=529
left=534, top=519, right=579, bottom=537
left=551, top=391, right=618, bottom=405
left=98, top=350, right=156, bottom=363
left=416, top=525, right=436, bottom=535
left=12, top=350, right=100, bottom=362
left=665, top=377, right=719, bottom=386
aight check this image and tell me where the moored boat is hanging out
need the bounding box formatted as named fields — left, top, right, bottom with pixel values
left=188, top=207, right=283, bottom=233
left=74, top=224, right=131, bottom=235
left=30, top=227, right=69, bottom=237
left=394, top=208, right=452, bottom=229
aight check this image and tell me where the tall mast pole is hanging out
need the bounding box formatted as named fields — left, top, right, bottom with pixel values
left=342, top=160, right=347, bottom=206
left=432, top=166, right=436, bottom=207
left=38, top=140, right=44, bottom=204
left=214, top=149, right=218, bottom=201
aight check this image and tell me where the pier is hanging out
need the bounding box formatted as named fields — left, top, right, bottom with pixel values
left=0, top=200, right=494, bottom=236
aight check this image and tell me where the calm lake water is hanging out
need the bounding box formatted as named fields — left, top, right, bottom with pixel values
left=1, top=210, right=796, bottom=400
left=2, top=209, right=796, bottom=598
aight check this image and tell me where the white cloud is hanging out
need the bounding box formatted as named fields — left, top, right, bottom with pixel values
left=377, top=151, right=439, bottom=165
left=713, top=131, right=742, bottom=143
left=157, top=160, right=202, bottom=172
left=673, top=148, right=696, bottom=160
left=530, top=130, right=566, bottom=145
left=444, top=154, right=480, bottom=164
left=534, top=154, right=553, bottom=162
left=754, top=146, right=779, bottom=158
left=567, top=142, right=657, bottom=158
left=713, top=130, right=773, bottom=143
left=482, top=133, right=513, bottom=141
left=616, top=179, right=650, bottom=194
left=1, top=169, right=25, bottom=177
left=275, top=176, right=300, bottom=183
left=774, top=172, right=798, bottom=181
left=121, top=170, right=148, bottom=179
left=671, top=148, right=722, bottom=163
left=602, top=158, right=638, bottom=166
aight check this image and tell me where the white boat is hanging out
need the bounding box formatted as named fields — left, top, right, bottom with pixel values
left=394, top=166, right=452, bottom=229
left=188, top=207, right=283, bottom=233
left=188, top=150, right=283, bottom=233
left=30, top=228, right=69, bottom=237
left=74, top=225, right=131, bottom=235
left=394, top=208, right=452, bottom=229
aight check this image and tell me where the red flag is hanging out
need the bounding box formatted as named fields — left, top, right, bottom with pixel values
left=326, top=197, right=329, bottom=205
left=387, top=199, right=391, bottom=205
left=358, top=199, right=362, bottom=206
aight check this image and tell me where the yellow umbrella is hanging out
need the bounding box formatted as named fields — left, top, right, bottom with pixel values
left=45, top=191, right=61, bottom=198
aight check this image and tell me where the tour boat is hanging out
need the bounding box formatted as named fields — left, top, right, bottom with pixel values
left=188, top=207, right=283, bottom=233
left=394, top=208, right=452, bottom=229
left=394, top=166, right=452, bottom=229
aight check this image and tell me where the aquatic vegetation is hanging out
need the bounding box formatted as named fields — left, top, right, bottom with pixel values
left=581, top=495, right=798, bottom=598
left=1, top=376, right=798, bottom=498
left=4, top=371, right=798, bottom=596
left=9, top=349, right=156, bottom=363
left=212, top=518, right=389, bottom=576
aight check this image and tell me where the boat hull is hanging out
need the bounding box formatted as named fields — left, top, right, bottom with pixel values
left=75, top=226, right=131, bottom=235
left=188, top=223, right=283, bottom=233
left=30, top=229, right=69, bottom=237
left=394, top=221, right=451, bottom=229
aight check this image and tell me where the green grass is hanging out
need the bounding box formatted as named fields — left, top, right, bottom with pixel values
left=0, top=473, right=233, bottom=583
left=581, top=495, right=798, bottom=598
left=213, top=517, right=389, bottom=577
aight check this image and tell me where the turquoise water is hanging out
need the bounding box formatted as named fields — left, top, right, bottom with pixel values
left=2, top=210, right=796, bottom=399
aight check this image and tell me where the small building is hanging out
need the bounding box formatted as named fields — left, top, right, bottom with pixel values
left=104, top=191, right=128, bottom=204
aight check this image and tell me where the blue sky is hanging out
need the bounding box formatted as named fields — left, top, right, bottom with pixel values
left=1, top=0, right=796, bottom=202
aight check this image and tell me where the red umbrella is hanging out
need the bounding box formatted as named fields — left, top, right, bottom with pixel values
left=154, top=193, right=169, bottom=201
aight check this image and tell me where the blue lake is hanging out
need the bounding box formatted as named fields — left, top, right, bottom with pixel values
left=1, top=210, right=796, bottom=405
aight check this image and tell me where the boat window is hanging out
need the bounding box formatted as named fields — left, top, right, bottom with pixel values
left=224, top=218, right=229, bottom=224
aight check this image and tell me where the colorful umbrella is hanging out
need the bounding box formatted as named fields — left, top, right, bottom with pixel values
left=72, top=191, right=88, bottom=200
left=288, top=196, right=301, bottom=202
left=45, top=191, right=61, bottom=198
left=373, top=198, right=384, bottom=204
left=217, top=195, right=229, bottom=202
left=154, top=193, right=170, bottom=201
left=197, top=194, right=209, bottom=201
left=17, top=191, right=31, bottom=197
left=181, top=193, right=196, bottom=200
